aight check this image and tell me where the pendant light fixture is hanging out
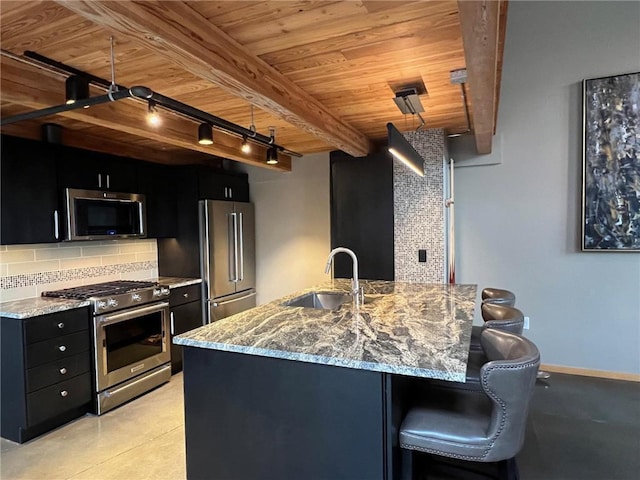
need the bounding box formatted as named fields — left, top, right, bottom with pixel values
left=65, top=75, right=89, bottom=105
left=266, top=146, right=278, bottom=165
left=146, top=100, right=161, bottom=126
left=198, top=123, right=214, bottom=145
left=242, top=105, right=257, bottom=154
left=266, top=126, right=278, bottom=165
left=387, top=122, right=424, bottom=176
left=241, top=137, right=251, bottom=153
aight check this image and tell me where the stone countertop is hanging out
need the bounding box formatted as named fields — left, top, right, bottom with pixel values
left=0, top=297, right=91, bottom=319
left=0, top=277, right=201, bottom=319
left=175, top=280, right=477, bottom=381
left=156, top=277, right=202, bottom=289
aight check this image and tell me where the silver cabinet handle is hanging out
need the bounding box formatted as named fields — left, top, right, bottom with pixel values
left=57, top=322, right=65, bottom=329
left=58, top=345, right=66, bottom=352
left=59, top=367, right=67, bottom=375
left=170, top=311, right=175, bottom=335
left=183, top=293, right=189, bottom=298
left=60, top=390, right=68, bottom=397
left=98, top=173, right=102, bottom=188
left=53, top=210, right=60, bottom=240
left=106, top=174, right=110, bottom=189
left=229, top=187, right=233, bottom=198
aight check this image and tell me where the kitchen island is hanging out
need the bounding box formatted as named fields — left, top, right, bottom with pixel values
left=174, top=280, right=477, bottom=480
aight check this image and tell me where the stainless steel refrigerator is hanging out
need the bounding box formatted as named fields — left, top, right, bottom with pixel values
left=199, top=200, right=256, bottom=323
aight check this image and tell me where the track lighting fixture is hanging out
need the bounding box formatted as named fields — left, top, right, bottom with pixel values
left=266, top=127, right=278, bottom=164
left=146, top=100, right=161, bottom=126
left=2, top=51, right=303, bottom=159
left=65, top=75, right=90, bottom=105
left=266, top=146, right=278, bottom=165
left=241, top=137, right=251, bottom=153
left=198, top=123, right=214, bottom=145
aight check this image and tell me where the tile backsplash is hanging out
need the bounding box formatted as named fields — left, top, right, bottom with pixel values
left=393, top=129, right=447, bottom=283
left=0, top=239, right=158, bottom=302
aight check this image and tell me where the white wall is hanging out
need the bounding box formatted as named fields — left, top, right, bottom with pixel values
left=241, top=153, right=331, bottom=304
left=451, top=1, right=640, bottom=374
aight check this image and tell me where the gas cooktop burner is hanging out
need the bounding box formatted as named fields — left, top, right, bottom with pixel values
left=42, top=280, right=159, bottom=300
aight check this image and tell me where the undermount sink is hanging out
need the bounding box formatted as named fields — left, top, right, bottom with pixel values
left=283, top=291, right=353, bottom=310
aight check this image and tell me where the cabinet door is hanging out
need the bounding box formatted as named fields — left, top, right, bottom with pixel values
left=170, top=300, right=203, bottom=373
left=0, top=135, right=61, bottom=245
left=138, top=162, right=178, bottom=238
left=225, top=174, right=250, bottom=202
left=330, top=151, right=395, bottom=281
left=57, top=147, right=138, bottom=192
left=198, top=168, right=249, bottom=202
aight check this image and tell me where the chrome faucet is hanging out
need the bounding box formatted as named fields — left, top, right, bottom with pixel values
left=324, top=247, right=364, bottom=305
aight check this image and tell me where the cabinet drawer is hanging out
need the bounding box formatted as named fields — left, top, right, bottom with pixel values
left=170, top=284, right=202, bottom=307
left=26, top=331, right=90, bottom=369
left=27, top=373, right=91, bottom=427
left=25, top=308, right=89, bottom=344
left=26, top=351, right=91, bottom=393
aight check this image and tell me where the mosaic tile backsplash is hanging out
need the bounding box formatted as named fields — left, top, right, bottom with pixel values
left=393, top=129, right=447, bottom=283
left=0, top=239, right=158, bottom=302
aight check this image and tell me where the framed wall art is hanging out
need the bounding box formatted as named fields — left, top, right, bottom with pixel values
left=582, top=71, right=640, bottom=251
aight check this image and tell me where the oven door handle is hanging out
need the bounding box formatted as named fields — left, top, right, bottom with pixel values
left=97, top=302, right=170, bottom=326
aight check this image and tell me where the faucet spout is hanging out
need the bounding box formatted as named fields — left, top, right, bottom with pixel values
left=324, top=247, right=362, bottom=305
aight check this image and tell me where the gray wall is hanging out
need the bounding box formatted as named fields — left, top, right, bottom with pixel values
left=240, top=153, right=331, bottom=305
left=451, top=1, right=640, bottom=374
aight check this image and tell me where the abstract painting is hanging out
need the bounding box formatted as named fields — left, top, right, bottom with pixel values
left=582, top=72, right=640, bottom=251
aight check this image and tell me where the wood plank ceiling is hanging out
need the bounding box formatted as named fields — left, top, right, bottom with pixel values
left=0, top=1, right=507, bottom=171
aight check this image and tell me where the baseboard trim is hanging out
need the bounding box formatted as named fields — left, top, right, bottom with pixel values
left=541, top=364, right=640, bottom=382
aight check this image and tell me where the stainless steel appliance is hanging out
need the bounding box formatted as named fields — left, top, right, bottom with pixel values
left=64, top=188, right=147, bottom=241
left=199, top=200, right=256, bottom=323
left=42, top=281, right=171, bottom=414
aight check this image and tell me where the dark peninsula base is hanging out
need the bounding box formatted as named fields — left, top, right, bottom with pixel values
left=182, top=346, right=394, bottom=480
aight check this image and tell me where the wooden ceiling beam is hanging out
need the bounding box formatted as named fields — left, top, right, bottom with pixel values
left=0, top=57, right=291, bottom=171
left=56, top=0, right=372, bottom=157
left=458, top=0, right=502, bottom=154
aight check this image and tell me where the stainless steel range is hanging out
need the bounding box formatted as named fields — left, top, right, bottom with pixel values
left=43, top=280, right=171, bottom=414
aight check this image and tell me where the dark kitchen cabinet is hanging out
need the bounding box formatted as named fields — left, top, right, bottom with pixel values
left=1, top=307, right=92, bottom=443
left=57, top=146, right=138, bottom=192
left=158, top=166, right=249, bottom=277
left=1, top=135, right=61, bottom=245
left=169, top=284, right=203, bottom=373
left=137, top=162, right=178, bottom=238
left=198, top=168, right=249, bottom=202
left=158, top=168, right=201, bottom=277
left=330, top=151, right=395, bottom=281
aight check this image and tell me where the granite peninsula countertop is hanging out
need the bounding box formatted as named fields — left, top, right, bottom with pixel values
left=175, top=280, right=477, bottom=381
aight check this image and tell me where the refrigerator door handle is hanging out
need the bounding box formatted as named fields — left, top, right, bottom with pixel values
left=238, top=212, right=244, bottom=281
left=208, top=292, right=256, bottom=307
left=229, top=212, right=239, bottom=282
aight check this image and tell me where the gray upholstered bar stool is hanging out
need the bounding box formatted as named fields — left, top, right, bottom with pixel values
left=399, top=329, right=540, bottom=480
left=481, top=287, right=516, bottom=306
left=469, top=303, right=526, bottom=351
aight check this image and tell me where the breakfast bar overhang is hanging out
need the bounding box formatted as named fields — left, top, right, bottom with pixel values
left=175, top=280, right=477, bottom=480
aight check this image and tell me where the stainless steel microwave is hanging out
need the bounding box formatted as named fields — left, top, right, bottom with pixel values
left=64, top=188, right=147, bottom=241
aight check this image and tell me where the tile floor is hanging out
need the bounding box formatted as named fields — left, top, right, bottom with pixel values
left=1, top=374, right=186, bottom=480
left=1, top=373, right=639, bottom=480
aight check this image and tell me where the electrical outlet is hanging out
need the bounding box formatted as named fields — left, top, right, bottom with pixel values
left=523, top=316, right=530, bottom=330
left=418, top=249, right=427, bottom=262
